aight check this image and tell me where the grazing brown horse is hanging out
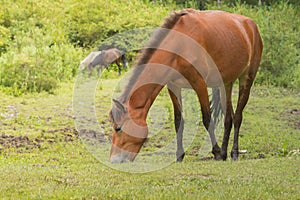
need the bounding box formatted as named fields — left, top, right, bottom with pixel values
left=109, top=9, right=263, bottom=163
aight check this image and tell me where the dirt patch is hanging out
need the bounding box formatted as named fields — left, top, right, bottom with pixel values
left=0, top=134, right=40, bottom=150
left=0, top=127, right=78, bottom=152
left=78, top=129, right=109, bottom=145
left=286, top=109, right=300, bottom=129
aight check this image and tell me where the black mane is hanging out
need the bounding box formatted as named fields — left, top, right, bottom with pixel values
left=118, top=9, right=189, bottom=103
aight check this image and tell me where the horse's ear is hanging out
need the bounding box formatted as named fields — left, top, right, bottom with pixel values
left=112, top=99, right=126, bottom=113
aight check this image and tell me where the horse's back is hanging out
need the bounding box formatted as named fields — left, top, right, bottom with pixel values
left=174, top=10, right=262, bottom=84
left=102, top=48, right=124, bottom=64
left=106, top=48, right=124, bottom=56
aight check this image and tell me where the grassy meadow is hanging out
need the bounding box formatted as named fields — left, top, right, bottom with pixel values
left=0, top=78, right=299, bottom=199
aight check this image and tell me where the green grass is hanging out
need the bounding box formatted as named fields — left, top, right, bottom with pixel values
left=0, top=79, right=299, bottom=199
left=0, top=144, right=299, bottom=199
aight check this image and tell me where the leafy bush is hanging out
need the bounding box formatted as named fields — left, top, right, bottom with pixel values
left=0, top=0, right=171, bottom=95
left=66, top=0, right=170, bottom=48
left=0, top=0, right=82, bottom=95
left=0, top=0, right=299, bottom=95
left=0, top=25, right=10, bottom=55
left=207, top=2, right=300, bottom=88
left=173, top=0, right=300, bottom=8
left=255, top=3, right=300, bottom=88
left=0, top=42, right=83, bottom=95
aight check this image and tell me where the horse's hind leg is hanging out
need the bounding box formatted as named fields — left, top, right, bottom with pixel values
left=167, top=85, right=185, bottom=162
left=231, top=73, right=255, bottom=160
left=221, top=83, right=234, bottom=160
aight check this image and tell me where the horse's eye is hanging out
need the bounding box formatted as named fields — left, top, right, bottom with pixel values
left=115, top=126, right=122, bottom=133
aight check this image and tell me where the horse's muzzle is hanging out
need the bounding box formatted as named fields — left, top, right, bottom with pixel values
left=110, top=153, right=128, bottom=163
left=110, top=149, right=137, bottom=164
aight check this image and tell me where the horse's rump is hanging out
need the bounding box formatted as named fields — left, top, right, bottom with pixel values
left=161, top=10, right=262, bottom=86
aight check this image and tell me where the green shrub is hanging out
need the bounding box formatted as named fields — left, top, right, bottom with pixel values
left=0, top=0, right=171, bottom=95
left=0, top=13, right=84, bottom=95
left=173, top=0, right=300, bottom=8
left=66, top=0, right=170, bottom=48
left=0, top=25, right=10, bottom=55
left=0, top=42, right=83, bottom=95
left=207, top=2, right=300, bottom=88
left=256, top=3, right=300, bottom=88
left=0, top=0, right=84, bottom=95
left=0, top=0, right=299, bottom=95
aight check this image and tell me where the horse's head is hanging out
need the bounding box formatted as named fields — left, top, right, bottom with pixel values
left=109, top=99, right=148, bottom=163
left=88, top=51, right=106, bottom=74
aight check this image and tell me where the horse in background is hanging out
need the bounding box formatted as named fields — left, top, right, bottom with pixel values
left=80, top=48, right=128, bottom=76
left=79, top=51, right=101, bottom=73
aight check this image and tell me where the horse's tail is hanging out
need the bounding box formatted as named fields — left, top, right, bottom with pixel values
left=210, top=87, right=223, bottom=124
left=121, top=54, right=128, bottom=69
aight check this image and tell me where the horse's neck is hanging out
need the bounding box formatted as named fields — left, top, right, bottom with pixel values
left=125, top=61, right=175, bottom=123
left=128, top=83, right=163, bottom=123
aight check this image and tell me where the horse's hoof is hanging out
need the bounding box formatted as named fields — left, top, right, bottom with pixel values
left=231, top=150, right=239, bottom=161
left=221, top=151, right=227, bottom=161
left=212, top=144, right=222, bottom=161
left=232, top=157, right=238, bottom=161
left=213, top=154, right=223, bottom=161
left=213, top=150, right=222, bottom=161
left=176, top=152, right=185, bottom=162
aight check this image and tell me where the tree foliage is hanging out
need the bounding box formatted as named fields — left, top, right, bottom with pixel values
left=206, top=2, right=300, bottom=88
left=0, top=0, right=169, bottom=95
left=173, top=0, right=300, bottom=8
left=0, top=0, right=299, bottom=95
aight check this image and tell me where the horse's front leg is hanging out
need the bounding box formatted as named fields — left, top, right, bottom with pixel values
left=167, top=85, right=185, bottom=162
left=191, top=79, right=222, bottom=160
left=97, top=65, right=104, bottom=77
left=115, top=60, right=122, bottom=75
